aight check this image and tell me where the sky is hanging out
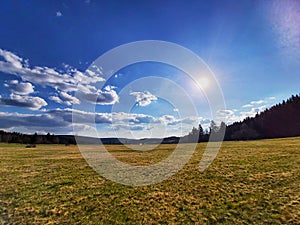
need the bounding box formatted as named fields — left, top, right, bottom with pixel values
left=0, top=0, right=300, bottom=138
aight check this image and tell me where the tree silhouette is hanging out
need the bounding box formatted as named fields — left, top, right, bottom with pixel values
left=185, top=93, right=300, bottom=142
left=209, top=120, right=219, bottom=134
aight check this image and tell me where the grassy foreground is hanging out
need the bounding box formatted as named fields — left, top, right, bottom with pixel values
left=0, top=138, right=299, bottom=224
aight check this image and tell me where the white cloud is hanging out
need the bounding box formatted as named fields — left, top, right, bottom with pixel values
left=241, top=99, right=269, bottom=109
left=0, top=111, right=69, bottom=131
left=0, top=49, right=23, bottom=69
left=49, top=96, right=63, bottom=104
left=4, top=80, right=34, bottom=95
left=159, top=115, right=178, bottom=125
left=232, top=97, right=278, bottom=122
left=0, top=49, right=120, bottom=108
left=130, top=91, right=157, bottom=107
left=242, top=104, right=253, bottom=108
left=240, top=105, right=268, bottom=119
left=0, top=107, right=207, bottom=138
left=179, top=116, right=205, bottom=125
left=49, top=108, right=113, bottom=124
left=240, top=108, right=258, bottom=118
left=49, top=92, right=80, bottom=106
left=0, top=94, right=47, bottom=110
left=77, top=87, right=119, bottom=105
left=218, top=109, right=234, bottom=116
left=250, top=100, right=265, bottom=105
left=215, top=109, right=243, bottom=124
left=72, top=68, right=105, bottom=85
left=110, top=124, right=146, bottom=131
left=118, top=112, right=157, bottom=124
left=56, top=11, right=62, bottom=17
left=59, top=92, right=80, bottom=105
left=217, top=96, right=277, bottom=125
left=0, top=49, right=109, bottom=98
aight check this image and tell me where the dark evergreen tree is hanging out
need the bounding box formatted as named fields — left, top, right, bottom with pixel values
left=209, top=120, right=218, bottom=134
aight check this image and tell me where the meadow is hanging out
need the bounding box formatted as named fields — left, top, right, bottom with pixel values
left=0, top=138, right=299, bottom=224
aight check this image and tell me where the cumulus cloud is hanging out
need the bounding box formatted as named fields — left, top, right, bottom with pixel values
left=50, top=108, right=112, bottom=124
left=130, top=91, right=157, bottom=107
left=0, top=49, right=115, bottom=107
left=49, top=96, right=63, bottom=105
left=0, top=49, right=23, bottom=69
left=0, top=109, right=110, bottom=131
left=0, top=94, right=47, bottom=110
left=216, top=96, right=277, bottom=125
left=233, top=97, right=279, bottom=122
left=0, top=107, right=205, bottom=136
left=77, top=86, right=119, bottom=105
left=110, top=124, right=146, bottom=131
left=240, top=105, right=268, bottom=118
left=125, top=113, right=157, bottom=124
left=222, top=102, right=271, bottom=125
left=49, top=92, right=80, bottom=106
left=61, top=92, right=80, bottom=105
left=159, top=115, right=179, bottom=125
left=0, top=112, right=69, bottom=132
left=4, top=80, right=34, bottom=95
left=217, top=109, right=241, bottom=124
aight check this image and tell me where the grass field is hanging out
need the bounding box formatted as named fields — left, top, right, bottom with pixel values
left=0, top=138, right=299, bottom=224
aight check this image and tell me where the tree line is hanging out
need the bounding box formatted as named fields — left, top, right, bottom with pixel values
left=184, top=94, right=300, bottom=142
left=0, top=131, right=76, bottom=145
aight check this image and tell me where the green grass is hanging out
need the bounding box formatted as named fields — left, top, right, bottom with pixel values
left=0, top=138, right=299, bottom=224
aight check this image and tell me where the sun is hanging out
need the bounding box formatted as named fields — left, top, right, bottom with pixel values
left=196, top=76, right=211, bottom=90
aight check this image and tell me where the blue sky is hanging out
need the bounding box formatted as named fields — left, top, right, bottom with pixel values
left=0, top=0, right=299, bottom=138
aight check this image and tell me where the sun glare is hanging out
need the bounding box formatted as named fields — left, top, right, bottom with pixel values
left=196, top=76, right=211, bottom=90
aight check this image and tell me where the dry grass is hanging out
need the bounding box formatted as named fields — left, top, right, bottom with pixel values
left=0, top=138, right=299, bottom=224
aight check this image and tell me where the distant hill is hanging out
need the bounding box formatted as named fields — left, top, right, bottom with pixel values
left=58, top=135, right=179, bottom=145
left=0, top=131, right=179, bottom=145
